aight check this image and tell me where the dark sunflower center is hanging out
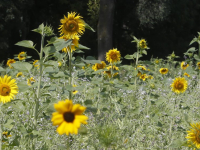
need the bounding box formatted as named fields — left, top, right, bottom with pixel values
left=65, top=20, right=78, bottom=32
left=196, top=130, right=200, bottom=143
left=63, top=112, right=75, bottom=122
left=176, top=83, right=183, bottom=89
left=0, top=84, right=11, bottom=96
left=111, top=54, right=117, bottom=60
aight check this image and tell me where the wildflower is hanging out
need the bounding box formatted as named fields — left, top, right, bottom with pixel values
left=184, top=72, right=190, bottom=77
left=92, top=61, right=106, bottom=71
left=186, top=122, right=200, bottom=149
left=51, top=99, right=88, bottom=135
left=181, top=62, right=189, bottom=70
left=59, top=12, right=85, bottom=39
left=171, top=77, right=187, bottom=94
left=139, top=39, right=147, bottom=49
left=197, top=62, right=200, bottom=69
left=159, top=68, right=168, bottom=74
left=0, top=75, right=18, bottom=103
left=60, top=35, right=79, bottom=53
left=27, top=77, right=35, bottom=86
left=7, top=59, right=16, bottom=68
left=33, top=60, right=39, bottom=68
left=106, top=48, right=121, bottom=64
left=18, top=51, right=26, bottom=60
left=104, top=65, right=119, bottom=78
left=140, top=74, right=147, bottom=81
left=16, top=72, right=23, bottom=77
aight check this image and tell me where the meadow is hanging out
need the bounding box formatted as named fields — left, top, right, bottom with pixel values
left=0, top=12, right=200, bottom=150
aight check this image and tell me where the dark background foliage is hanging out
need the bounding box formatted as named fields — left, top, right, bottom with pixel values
left=1, top=0, right=200, bottom=64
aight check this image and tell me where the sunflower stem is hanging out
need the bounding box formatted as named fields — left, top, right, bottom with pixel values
left=134, top=48, right=139, bottom=90
left=0, top=104, right=2, bottom=150
left=68, top=48, right=72, bottom=100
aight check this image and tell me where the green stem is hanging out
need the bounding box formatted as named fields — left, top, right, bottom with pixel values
left=134, top=48, right=139, bottom=90
left=68, top=49, right=72, bottom=100
left=199, top=43, right=200, bottom=58
left=0, top=104, right=2, bottom=150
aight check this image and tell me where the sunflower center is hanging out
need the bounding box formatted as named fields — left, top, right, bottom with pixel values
left=63, top=112, right=75, bottom=122
left=0, top=84, right=11, bottom=96
left=176, top=82, right=183, bottom=89
left=111, top=54, right=117, bottom=60
left=65, top=20, right=78, bottom=32
left=196, top=130, right=200, bottom=143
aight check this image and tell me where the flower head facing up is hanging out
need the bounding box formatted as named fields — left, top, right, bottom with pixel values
left=7, top=59, right=16, bottom=68
left=18, top=51, right=26, bottom=60
left=171, top=77, right=187, bottom=94
left=0, top=75, right=18, bottom=103
left=60, top=35, right=79, bottom=53
left=106, top=48, right=121, bottom=64
left=59, top=12, right=85, bottom=39
left=51, top=99, right=88, bottom=135
left=104, top=65, right=119, bottom=78
left=197, top=62, right=200, bottom=69
left=186, top=122, right=200, bottom=149
left=92, top=61, right=106, bottom=71
left=159, top=68, right=168, bottom=74
left=139, top=39, right=147, bottom=49
left=181, top=62, right=189, bottom=70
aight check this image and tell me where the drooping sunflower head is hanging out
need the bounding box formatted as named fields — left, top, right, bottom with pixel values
left=18, top=51, right=27, bottom=60
left=27, top=77, right=35, bottom=86
left=181, top=62, right=189, bottom=70
left=159, top=68, right=168, bottom=74
left=171, top=77, right=187, bottom=94
left=16, top=72, right=23, bottom=78
left=106, top=48, right=121, bottom=64
left=0, top=75, right=18, bottom=103
left=186, top=122, right=200, bottom=149
left=33, top=60, right=39, bottom=68
left=51, top=99, right=88, bottom=135
left=104, top=65, right=119, bottom=78
left=137, top=65, right=146, bottom=71
left=184, top=72, right=190, bottom=78
left=139, top=39, right=147, bottom=49
left=92, top=61, right=106, bottom=71
left=60, top=35, right=79, bottom=53
left=7, top=59, right=16, bottom=68
left=59, top=12, right=85, bottom=39
left=197, top=62, right=200, bottom=69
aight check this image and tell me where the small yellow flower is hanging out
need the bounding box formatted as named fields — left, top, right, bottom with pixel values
left=92, top=61, right=106, bottom=71
left=139, top=39, right=147, bottom=49
left=2, top=131, right=12, bottom=138
left=72, top=85, right=78, bottom=95
left=106, top=48, right=121, bottom=64
left=16, top=72, right=24, bottom=77
left=197, top=62, right=200, bottom=69
left=181, top=62, right=189, bottom=70
left=104, top=65, right=119, bottom=78
left=140, top=74, right=147, bottom=81
left=184, top=72, right=190, bottom=77
left=18, top=51, right=26, bottom=60
left=51, top=99, right=88, bottom=135
left=58, top=61, right=62, bottom=67
left=171, top=77, right=187, bottom=94
left=137, top=65, right=146, bottom=71
left=33, top=60, right=39, bottom=68
left=59, top=12, right=85, bottom=39
left=186, top=122, right=200, bottom=149
left=148, top=75, right=154, bottom=79
left=7, top=59, right=16, bottom=68
left=159, top=68, right=168, bottom=74
left=27, top=77, right=35, bottom=86
left=60, top=35, right=79, bottom=53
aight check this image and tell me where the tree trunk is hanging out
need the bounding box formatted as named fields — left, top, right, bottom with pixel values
left=97, top=0, right=115, bottom=61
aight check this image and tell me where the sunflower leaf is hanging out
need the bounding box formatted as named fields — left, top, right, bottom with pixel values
left=53, top=38, right=72, bottom=51
left=85, top=22, right=95, bottom=32
left=15, top=40, right=35, bottom=49
left=12, top=62, right=33, bottom=72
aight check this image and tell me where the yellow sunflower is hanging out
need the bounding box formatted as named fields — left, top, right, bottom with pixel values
left=2, top=131, right=12, bottom=138
left=171, top=77, right=187, bottom=94
left=27, top=77, right=35, bottom=86
left=139, top=39, right=147, bottom=49
left=51, top=99, right=88, bottom=135
left=197, top=62, right=200, bottom=69
left=59, top=35, right=79, bottom=53
left=106, top=48, right=121, bottom=64
left=72, top=85, right=78, bottom=95
left=7, top=59, right=16, bottom=68
left=92, top=61, right=106, bottom=71
left=181, top=62, right=189, bottom=70
left=137, top=71, right=142, bottom=77
left=140, top=74, right=148, bottom=81
left=18, top=51, right=26, bottom=60
left=0, top=75, right=18, bottom=103
left=137, top=65, right=146, bottom=71
left=159, top=68, right=168, bottom=74
left=184, top=72, right=190, bottom=77
left=16, top=72, right=24, bottom=77
left=186, top=122, right=200, bottom=149
left=104, top=65, right=119, bottom=78
left=59, top=12, right=85, bottom=39
left=33, top=60, right=39, bottom=68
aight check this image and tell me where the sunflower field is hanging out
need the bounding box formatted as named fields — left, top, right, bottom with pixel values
left=1, top=12, right=200, bottom=150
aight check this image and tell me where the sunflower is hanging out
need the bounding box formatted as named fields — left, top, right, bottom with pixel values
left=59, top=12, right=85, bottom=39
left=197, top=62, right=200, bottom=69
left=171, top=77, right=187, bottom=94
left=137, top=71, right=142, bottom=77
left=58, top=61, right=62, bottom=67
left=72, top=85, right=78, bottom=95
left=148, top=75, right=154, bottom=79
left=51, top=99, right=88, bottom=135
left=154, top=59, right=160, bottom=64
left=137, top=65, right=146, bottom=71
left=140, top=74, right=147, bottom=81
left=0, top=75, right=18, bottom=103
left=2, top=131, right=12, bottom=138
left=181, top=61, right=189, bottom=70
left=106, top=48, right=121, bottom=64
left=104, top=65, right=119, bottom=78
left=33, top=60, right=39, bottom=68
left=92, top=61, right=106, bottom=71
left=139, top=39, right=147, bottom=49
left=186, top=122, right=200, bottom=149
left=27, top=77, right=35, bottom=86
left=60, top=35, right=79, bottom=53
left=159, top=68, right=168, bottom=74
left=184, top=72, right=190, bottom=77
left=18, top=51, right=26, bottom=60
left=7, top=59, right=16, bottom=68
left=16, top=72, right=24, bottom=77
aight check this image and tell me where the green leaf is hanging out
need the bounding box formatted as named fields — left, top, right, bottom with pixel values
left=124, top=54, right=134, bottom=60
left=189, top=38, right=197, bottom=45
left=84, top=100, right=93, bottom=105
left=85, top=22, right=95, bottom=32
left=77, top=44, right=90, bottom=50
left=32, top=23, right=44, bottom=35
left=187, top=47, right=196, bottom=52
left=0, top=66, right=5, bottom=72
left=15, top=40, right=35, bottom=49
left=53, top=38, right=72, bottom=51
left=12, top=62, right=32, bottom=72
left=4, top=119, right=14, bottom=130
left=81, top=56, right=101, bottom=64
left=142, top=50, right=147, bottom=55
left=43, top=46, right=56, bottom=56
left=18, top=82, right=30, bottom=92
left=194, top=54, right=200, bottom=61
